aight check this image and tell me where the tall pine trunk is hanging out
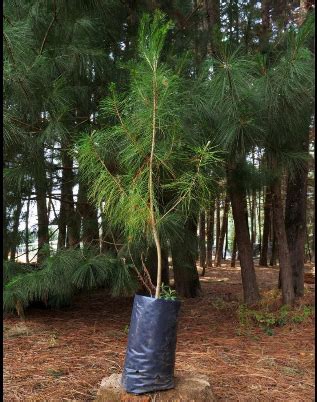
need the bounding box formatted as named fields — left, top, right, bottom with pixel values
left=171, top=217, right=201, bottom=298
left=272, top=172, right=295, bottom=305
left=206, top=202, right=215, bottom=269
left=231, top=232, right=237, bottom=267
left=259, top=186, right=272, bottom=266
left=215, top=198, right=221, bottom=260
left=285, top=135, right=309, bottom=297
left=10, top=200, right=22, bottom=261
left=216, top=194, right=230, bottom=266
left=228, top=166, right=260, bottom=304
left=199, top=210, right=206, bottom=272
left=25, top=195, right=30, bottom=263
left=77, top=182, right=100, bottom=253
left=35, top=145, right=49, bottom=264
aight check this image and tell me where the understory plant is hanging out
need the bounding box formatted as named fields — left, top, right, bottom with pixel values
left=3, top=249, right=138, bottom=316
left=238, top=303, right=314, bottom=336
left=76, top=11, right=222, bottom=299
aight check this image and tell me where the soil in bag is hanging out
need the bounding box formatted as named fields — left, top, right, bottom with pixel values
left=121, top=294, right=181, bottom=394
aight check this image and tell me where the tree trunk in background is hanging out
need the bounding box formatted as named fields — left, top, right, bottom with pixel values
left=251, top=188, right=257, bottom=246
left=224, top=224, right=228, bottom=260
left=171, top=217, right=201, bottom=297
left=35, top=145, right=49, bottom=264
left=259, top=186, right=272, bottom=266
left=285, top=134, right=309, bottom=297
left=216, top=194, right=230, bottom=266
left=10, top=200, right=22, bottom=261
left=215, top=197, right=220, bottom=259
left=231, top=233, right=237, bottom=267
left=146, top=245, right=170, bottom=287
left=272, top=174, right=295, bottom=305
left=270, top=208, right=278, bottom=266
left=25, top=195, right=30, bottom=263
left=228, top=168, right=260, bottom=304
left=260, top=0, right=271, bottom=52
left=258, top=188, right=262, bottom=250
left=206, top=202, right=215, bottom=268
left=3, top=173, right=9, bottom=260
left=77, top=182, right=99, bottom=253
left=57, top=147, right=69, bottom=249
left=199, top=210, right=206, bottom=272
left=199, top=0, right=221, bottom=56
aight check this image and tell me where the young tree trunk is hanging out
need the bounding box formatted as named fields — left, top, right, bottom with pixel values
left=10, top=200, right=23, bottom=261
left=199, top=210, right=206, bottom=272
left=258, top=188, right=262, bottom=250
left=251, top=188, right=257, bottom=246
left=3, top=169, right=9, bottom=260
left=206, top=202, right=215, bottom=269
left=146, top=245, right=170, bottom=287
left=57, top=148, right=69, bottom=249
left=270, top=208, right=278, bottom=266
left=25, top=194, right=30, bottom=263
left=216, top=194, right=230, bottom=266
left=224, top=224, right=228, bottom=260
left=35, top=145, right=49, bottom=264
left=215, top=197, right=221, bottom=261
left=259, top=186, right=272, bottom=266
left=228, top=168, right=260, bottom=304
left=77, top=182, right=100, bottom=253
left=272, top=175, right=295, bottom=305
left=285, top=136, right=309, bottom=297
left=171, top=217, right=201, bottom=298
left=231, top=232, right=237, bottom=267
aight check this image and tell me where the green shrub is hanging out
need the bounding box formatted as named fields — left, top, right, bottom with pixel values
left=237, top=303, right=314, bottom=336
left=3, top=249, right=139, bottom=316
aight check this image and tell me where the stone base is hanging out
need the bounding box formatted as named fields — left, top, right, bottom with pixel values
left=95, top=372, right=216, bottom=402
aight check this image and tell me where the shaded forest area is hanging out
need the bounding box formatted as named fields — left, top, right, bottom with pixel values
left=3, top=0, right=315, bottom=400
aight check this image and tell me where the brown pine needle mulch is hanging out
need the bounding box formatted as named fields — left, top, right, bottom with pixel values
left=4, top=263, right=315, bottom=401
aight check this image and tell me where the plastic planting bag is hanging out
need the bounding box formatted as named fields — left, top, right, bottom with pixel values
left=121, top=294, right=181, bottom=394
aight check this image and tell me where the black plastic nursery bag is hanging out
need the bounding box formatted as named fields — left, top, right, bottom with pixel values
left=121, top=294, right=181, bottom=394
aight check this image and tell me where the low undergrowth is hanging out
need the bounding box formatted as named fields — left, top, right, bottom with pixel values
left=3, top=248, right=139, bottom=317
left=237, top=292, right=314, bottom=336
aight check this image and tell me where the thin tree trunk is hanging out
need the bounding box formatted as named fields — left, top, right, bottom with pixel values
left=199, top=210, right=206, bottom=272
left=285, top=140, right=308, bottom=297
left=146, top=245, right=169, bottom=287
left=215, top=197, right=221, bottom=260
left=259, top=186, right=272, bottom=266
left=206, top=202, right=215, bottom=269
left=35, top=145, right=49, bottom=264
left=10, top=200, right=22, bottom=261
left=231, top=232, right=237, bottom=267
left=224, top=223, right=228, bottom=260
left=77, top=182, right=99, bottom=253
left=251, top=188, right=257, bottom=246
left=270, top=208, right=278, bottom=266
left=258, top=187, right=262, bottom=250
left=3, top=166, right=9, bottom=260
left=272, top=172, right=295, bottom=305
left=171, top=217, right=201, bottom=298
left=57, top=148, right=68, bottom=249
left=25, top=195, right=30, bottom=263
left=228, top=166, right=260, bottom=304
left=216, top=194, right=230, bottom=266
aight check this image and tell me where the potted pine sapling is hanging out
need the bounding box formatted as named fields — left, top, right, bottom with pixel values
left=76, top=11, right=221, bottom=394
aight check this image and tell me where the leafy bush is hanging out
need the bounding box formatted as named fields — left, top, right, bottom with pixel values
left=159, top=283, right=177, bottom=301
left=3, top=249, right=139, bottom=316
left=238, top=303, right=314, bottom=336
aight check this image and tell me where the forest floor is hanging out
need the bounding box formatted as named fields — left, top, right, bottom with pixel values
left=4, top=262, right=315, bottom=401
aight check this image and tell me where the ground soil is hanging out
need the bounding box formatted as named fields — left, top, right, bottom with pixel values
left=3, top=262, right=315, bottom=401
